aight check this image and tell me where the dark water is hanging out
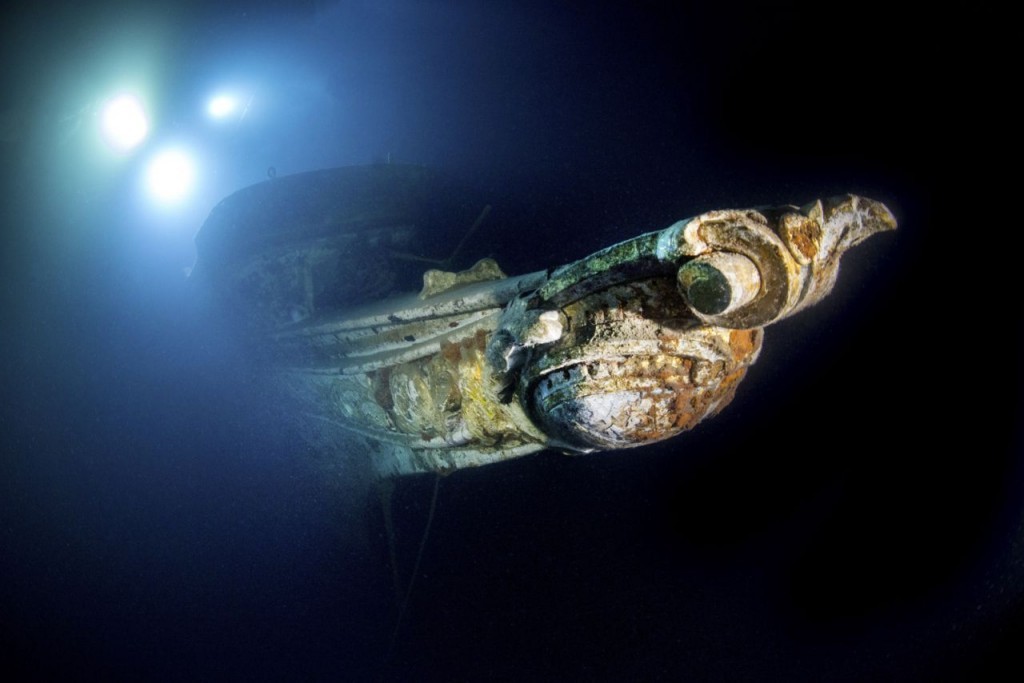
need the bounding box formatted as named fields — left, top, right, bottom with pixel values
left=2, top=1, right=1020, bottom=680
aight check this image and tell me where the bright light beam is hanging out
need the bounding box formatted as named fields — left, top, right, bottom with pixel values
left=100, top=93, right=149, bottom=152
left=145, top=148, right=196, bottom=204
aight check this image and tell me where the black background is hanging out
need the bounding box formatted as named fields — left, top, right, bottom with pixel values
left=2, top=1, right=1018, bottom=680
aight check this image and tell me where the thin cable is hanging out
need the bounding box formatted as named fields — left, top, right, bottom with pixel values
left=445, top=204, right=491, bottom=268
left=379, top=479, right=402, bottom=604
left=386, top=473, right=441, bottom=659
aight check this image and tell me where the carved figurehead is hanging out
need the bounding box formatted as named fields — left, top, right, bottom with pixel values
left=193, top=165, right=895, bottom=477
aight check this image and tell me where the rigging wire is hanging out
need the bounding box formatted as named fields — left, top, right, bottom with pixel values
left=386, top=473, right=442, bottom=661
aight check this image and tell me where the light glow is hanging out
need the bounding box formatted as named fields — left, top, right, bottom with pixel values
left=100, top=93, right=149, bottom=152
left=145, top=148, right=196, bottom=204
left=207, top=94, right=238, bottom=119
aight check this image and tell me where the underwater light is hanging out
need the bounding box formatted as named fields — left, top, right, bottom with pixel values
left=145, top=147, right=196, bottom=204
left=207, top=94, right=238, bottom=119
left=100, top=93, right=149, bottom=152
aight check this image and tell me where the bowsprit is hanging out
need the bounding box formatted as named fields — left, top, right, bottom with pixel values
left=192, top=164, right=895, bottom=477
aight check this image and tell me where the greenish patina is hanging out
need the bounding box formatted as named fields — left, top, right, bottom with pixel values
left=193, top=165, right=896, bottom=477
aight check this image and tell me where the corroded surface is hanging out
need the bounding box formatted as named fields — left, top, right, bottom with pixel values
left=194, top=166, right=895, bottom=477
left=420, top=258, right=507, bottom=299
left=522, top=278, right=762, bottom=451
